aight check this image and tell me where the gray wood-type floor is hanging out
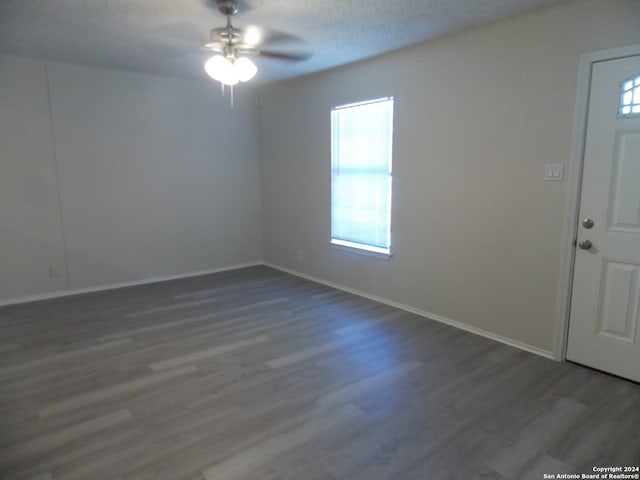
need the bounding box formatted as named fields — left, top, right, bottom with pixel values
left=1, top=266, right=638, bottom=480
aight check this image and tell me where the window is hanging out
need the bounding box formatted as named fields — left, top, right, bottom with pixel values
left=620, top=74, right=640, bottom=116
left=331, top=97, right=394, bottom=256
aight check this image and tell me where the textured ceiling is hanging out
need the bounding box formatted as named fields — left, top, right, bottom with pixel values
left=0, top=0, right=576, bottom=86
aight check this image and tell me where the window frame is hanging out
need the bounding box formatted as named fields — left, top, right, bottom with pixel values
left=329, top=96, right=394, bottom=259
left=619, top=74, right=640, bottom=117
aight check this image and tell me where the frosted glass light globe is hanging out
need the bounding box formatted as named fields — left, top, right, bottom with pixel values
left=205, top=56, right=239, bottom=86
left=235, top=57, right=257, bottom=82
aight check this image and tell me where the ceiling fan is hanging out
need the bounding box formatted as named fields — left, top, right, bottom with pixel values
left=202, top=0, right=311, bottom=87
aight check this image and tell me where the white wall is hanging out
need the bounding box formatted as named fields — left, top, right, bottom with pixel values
left=0, top=56, right=68, bottom=298
left=258, top=0, right=640, bottom=354
left=0, top=55, right=261, bottom=300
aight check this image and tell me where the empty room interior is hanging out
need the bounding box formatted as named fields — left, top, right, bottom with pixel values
left=1, top=0, right=640, bottom=478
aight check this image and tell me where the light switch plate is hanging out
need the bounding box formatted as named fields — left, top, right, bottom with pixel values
left=545, top=164, right=563, bottom=181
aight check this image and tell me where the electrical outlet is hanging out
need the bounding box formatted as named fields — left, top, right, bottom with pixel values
left=296, top=250, right=304, bottom=262
left=49, top=265, right=58, bottom=278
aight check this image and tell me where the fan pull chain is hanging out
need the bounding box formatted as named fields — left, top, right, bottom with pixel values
left=218, top=83, right=234, bottom=109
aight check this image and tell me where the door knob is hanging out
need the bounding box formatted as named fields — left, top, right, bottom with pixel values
left=578, top=239, right=592, bottom=250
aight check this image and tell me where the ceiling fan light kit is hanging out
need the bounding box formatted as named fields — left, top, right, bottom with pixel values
left=205, top=55, right=257, bottom=86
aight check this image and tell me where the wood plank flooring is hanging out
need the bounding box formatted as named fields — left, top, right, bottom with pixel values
left=1, top=266, right=638, bottom=479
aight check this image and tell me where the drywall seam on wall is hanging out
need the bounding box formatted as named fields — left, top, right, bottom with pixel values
left=44, top=63, right=71, bottom=290
left=265, top=262, right=555, bottom=360
left=0, top=261, right=262, bottom=307
left=1, top=55, right=262, bottom=300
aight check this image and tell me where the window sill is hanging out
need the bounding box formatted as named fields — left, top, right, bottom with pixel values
left=330, top=240, right=393, bottom=260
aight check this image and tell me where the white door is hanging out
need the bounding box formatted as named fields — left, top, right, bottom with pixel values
left=567, top=54, right=640, bottom=383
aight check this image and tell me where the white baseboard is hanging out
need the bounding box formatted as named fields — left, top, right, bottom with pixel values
left=0, top=261, right=262, bottom=307
left=1, top=259, right=556, bottom=361
left=265, top=262, right=555, bottom=361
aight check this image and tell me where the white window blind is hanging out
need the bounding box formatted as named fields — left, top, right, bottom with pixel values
left=331, top=97, right=394, bottom=255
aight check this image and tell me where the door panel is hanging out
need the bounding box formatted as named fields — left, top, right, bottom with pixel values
left=567, top=54, right=640, bottom=383
left=608, top=131, right=640, bottom=232
left=596, top=259, right=639, bottom=343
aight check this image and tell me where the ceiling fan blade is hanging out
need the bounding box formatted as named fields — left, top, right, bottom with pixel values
left=256, top=49, right=312, bottom=62
left=207, top=24, right=305, bottom=50
left=238, top=25, right=303, bottom=47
